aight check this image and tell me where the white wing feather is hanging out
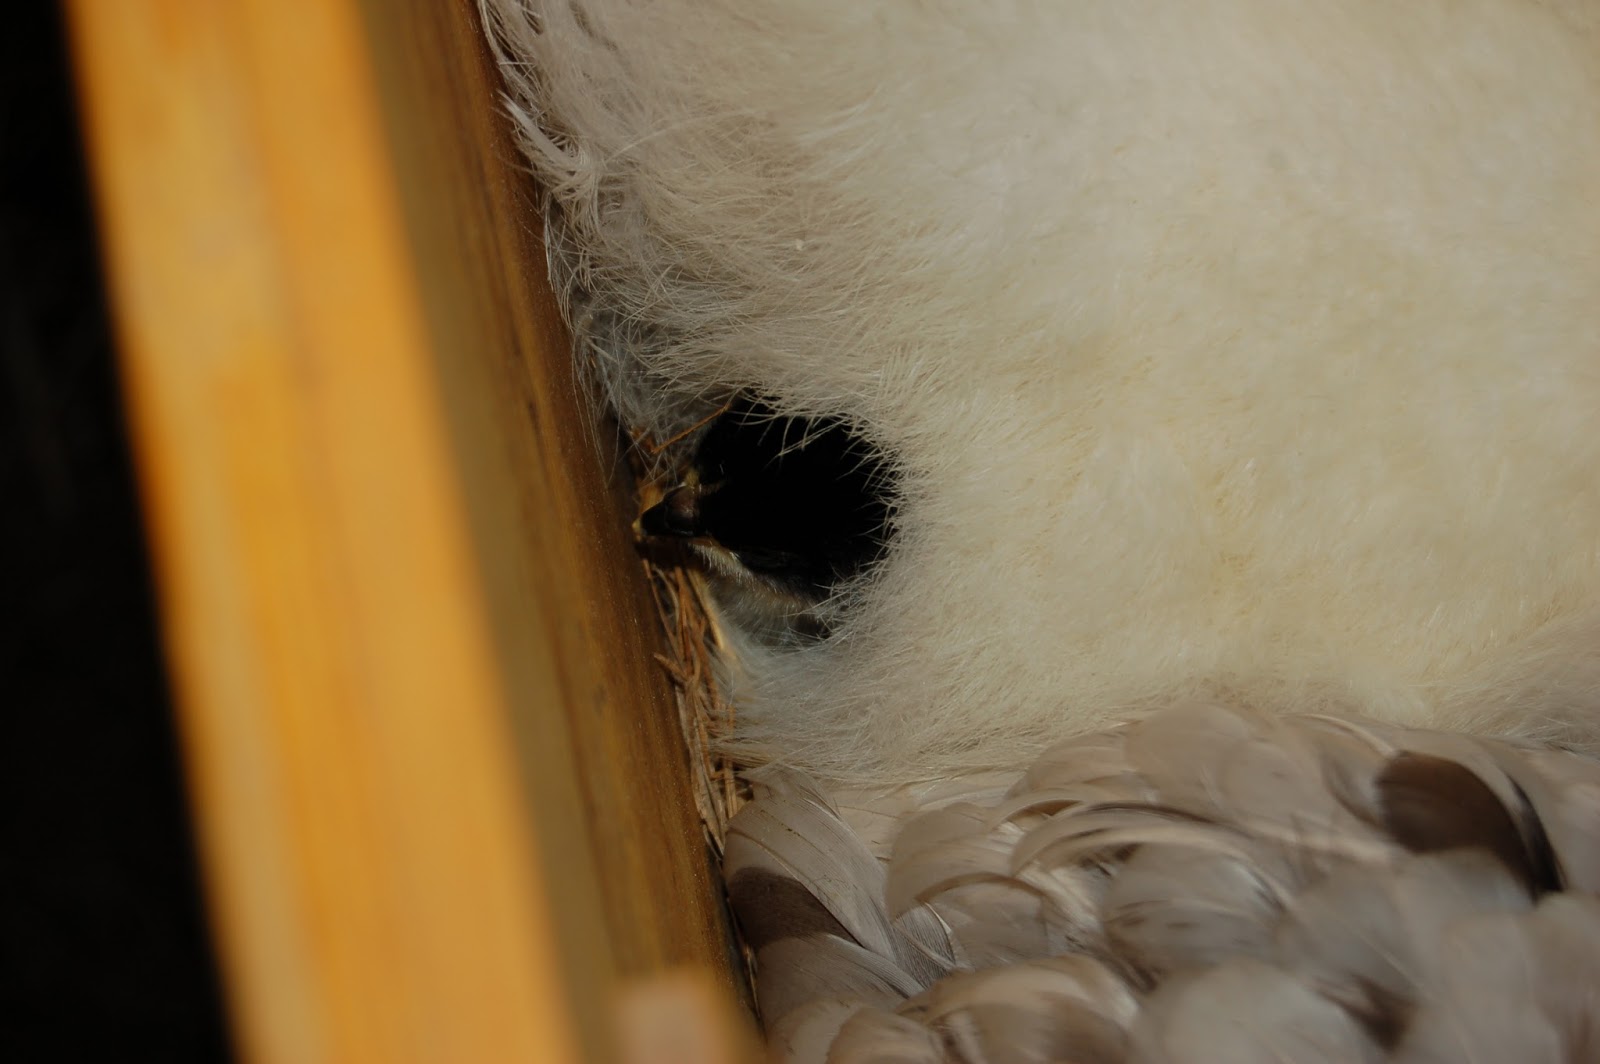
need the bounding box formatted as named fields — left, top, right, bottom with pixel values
left=728, top=705, right=1600, bottom=1062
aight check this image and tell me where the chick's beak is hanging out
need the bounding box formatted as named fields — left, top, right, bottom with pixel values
left=635, top=484, right=705, bottom=539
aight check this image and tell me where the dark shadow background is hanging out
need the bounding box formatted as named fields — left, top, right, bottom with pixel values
left=1, top=4, right=233, bottom=1060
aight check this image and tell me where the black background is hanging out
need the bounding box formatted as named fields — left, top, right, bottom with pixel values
left=1, top=4, right=233, bottom=1060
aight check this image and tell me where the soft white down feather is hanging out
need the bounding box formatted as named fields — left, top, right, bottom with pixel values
left=481, top=0, right=1600, bottom=782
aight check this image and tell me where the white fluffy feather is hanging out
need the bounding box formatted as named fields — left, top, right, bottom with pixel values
left=481, top=0, right=1600, bottom=781
left=480, top=0, right=1600, bottom=780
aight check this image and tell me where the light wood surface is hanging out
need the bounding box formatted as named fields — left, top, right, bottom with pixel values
left=66, top=1, right=744, bottom=1061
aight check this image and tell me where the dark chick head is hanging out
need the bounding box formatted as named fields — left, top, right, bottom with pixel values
left=637, top=397, right=897, bottom=640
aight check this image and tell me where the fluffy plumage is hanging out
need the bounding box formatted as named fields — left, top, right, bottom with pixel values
left=731, top=702, right=1600, bottom=1063
left=481, top=0, right=1600, bottom=780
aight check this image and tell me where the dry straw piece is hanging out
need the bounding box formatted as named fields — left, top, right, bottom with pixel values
left=633, top=452, right=761, bottom=1004
left=630, top=438, right=748, bottom=852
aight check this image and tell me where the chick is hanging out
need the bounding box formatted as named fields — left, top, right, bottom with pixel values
left=636, top=398, right=895, bottom=643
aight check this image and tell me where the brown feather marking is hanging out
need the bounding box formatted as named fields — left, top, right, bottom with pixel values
left=728, top=868, right=854, bottom=951
left=1376, top=753, right=1553, bottom=895
left=1346, top=976, right=1415, bottom=1051
left=1510, top=779, right=1563, bottom=894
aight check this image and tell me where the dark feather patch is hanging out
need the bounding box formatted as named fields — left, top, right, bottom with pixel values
left=727, top=868, right=854, bottom=951
left=1511, top=778, right=1563, bottom=894
left=1376, top=753, right=1556, bottom=895
left=1345, top=976, right=1416, bottom=1051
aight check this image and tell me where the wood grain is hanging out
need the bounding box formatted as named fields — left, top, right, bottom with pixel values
left=351, top=0, right=746, bottom=994
left=66, top=1, right=743, bottom=1061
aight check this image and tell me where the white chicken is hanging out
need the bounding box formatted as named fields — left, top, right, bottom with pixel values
left=478, top=0, right=1600, bottom=1058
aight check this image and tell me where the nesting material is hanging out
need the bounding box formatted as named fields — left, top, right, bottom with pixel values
left=637, top=512, right=747, bottom=849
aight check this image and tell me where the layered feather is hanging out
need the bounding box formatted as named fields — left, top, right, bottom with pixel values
left=727, top=702, right=1600, bottom=1062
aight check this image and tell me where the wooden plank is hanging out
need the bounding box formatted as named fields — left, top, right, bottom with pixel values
left=349, top=0, right=746, bottom=994
left=62, top=1, right=741, bottom=1060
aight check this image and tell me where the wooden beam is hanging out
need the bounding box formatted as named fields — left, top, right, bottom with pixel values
left=64, top=1, right=741, bottom=1060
